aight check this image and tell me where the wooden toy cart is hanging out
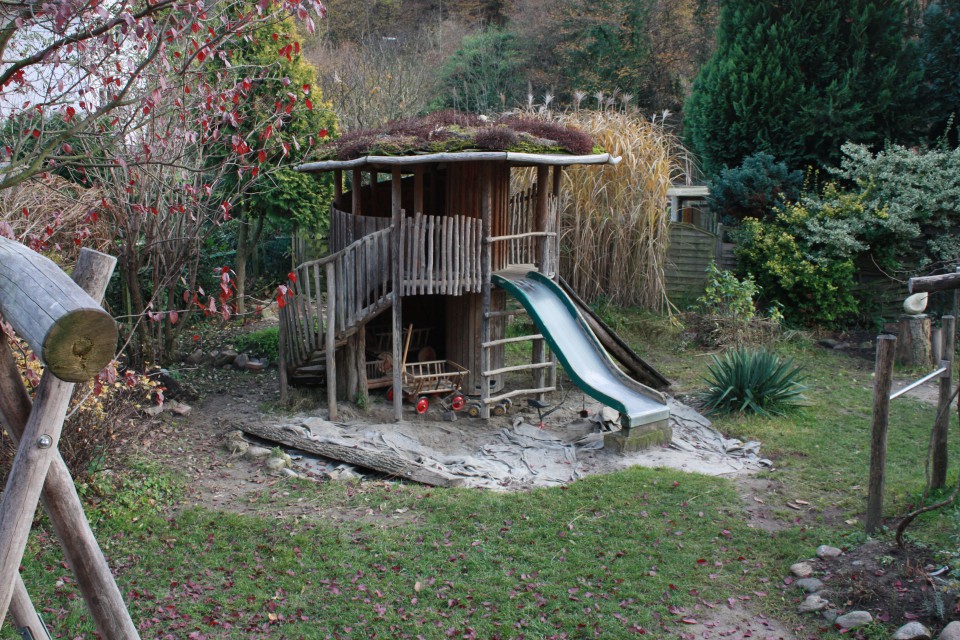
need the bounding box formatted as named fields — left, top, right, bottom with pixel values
left=386, top=326, right=468, bottom=414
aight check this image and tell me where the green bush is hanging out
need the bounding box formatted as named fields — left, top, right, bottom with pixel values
left=234, top=327, right=279, bottom=362
left=735, top=183, right=866, bottom=327
left=699, top=347, right=808, bottom=416
left=708, top=152, right=803, bottom=222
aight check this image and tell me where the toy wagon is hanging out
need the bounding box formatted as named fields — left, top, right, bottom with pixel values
left=385, top=326, right=468, bottom=414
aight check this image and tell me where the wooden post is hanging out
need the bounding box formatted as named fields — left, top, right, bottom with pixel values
left=867, top=335, right=896, bottom=533
left=10, top=575, right=47, bottom=640
left=325, top=262, right=337, bottom=421
left=391, top=167, right=404, bottom=421
left=0, top=237, right=117, bottom=382
left=480, top=164, right=493, bottom=418
left=534, top=165, right=550, bottom=274
left=0, top=249, right=137, bottom=636
left=334, top=169, right=343, bottom=208
left=896, top=314, right=932, bottom=367
left=932, top=316, right=955, bottom=489
left=278, top=308, right=288, bottom=404
left=413, top=166, right=424, bottom=215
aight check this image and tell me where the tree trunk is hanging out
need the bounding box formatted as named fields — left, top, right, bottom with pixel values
left=896, top=314, right=932, bottom=368
left=234, top=213, right=265, bottom=317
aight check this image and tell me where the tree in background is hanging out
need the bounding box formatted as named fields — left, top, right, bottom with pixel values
left=209, top=12, right=337, bottom=315
left=684, top=0, right=920, bottom=175
left=433, top=27, right=524, bottom=114
left=919, top=0, right=960, bottom=144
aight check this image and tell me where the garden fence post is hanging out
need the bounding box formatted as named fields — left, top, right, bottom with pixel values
left=932, top=315, right=955, bottom=489
left=867, top=334, right=896, bottom=533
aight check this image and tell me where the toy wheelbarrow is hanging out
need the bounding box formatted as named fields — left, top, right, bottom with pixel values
left=385, top=326, right=468, bottom=415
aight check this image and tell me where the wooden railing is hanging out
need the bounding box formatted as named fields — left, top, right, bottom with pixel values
left=330, top=206, right=391, bottom=252
left=280, top=226, right=394, bottom=369
left=401, top=212, right=483, bottom=295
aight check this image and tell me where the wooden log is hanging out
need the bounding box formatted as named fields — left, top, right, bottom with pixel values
left=867, top=335, right=896, bottom=533
left=0, top=249, right=138, bottom=637
left=908, top=272, right=960, bottom=294
left=240, top=421, right=459, bottom=487
left=0, top=237, right=117, bottom=382
left=896, top=314, right=932, bottom=367
left=932, top=316, right=955, bottom=489
left=535, top=166, right=550, bottom=273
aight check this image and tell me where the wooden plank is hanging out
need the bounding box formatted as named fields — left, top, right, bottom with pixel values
left=483, top=361, right=553, bottom=377
left=909, top=272, right=960, bottom=294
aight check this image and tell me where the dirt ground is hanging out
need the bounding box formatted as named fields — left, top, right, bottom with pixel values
left=132, top=346, right=955, bottom=639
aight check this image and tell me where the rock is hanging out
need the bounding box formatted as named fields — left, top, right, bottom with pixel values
left=794, top=577, right=824, bottom=593
left=903, top=292, right=929, bottom=315
left=834, top=611, right=872, bottom=629
left=214, top=349, right=239, bottom=367
left=816, top=545, right=842, bottom=559
left=892, top=621, right=932, bottom=640
left=818, top=338, right=840, bottom=349
left=185, top=348, right=205, bottom=366
left=832, top=342, right=851, bottom=350
left=441, top=410, right=457, bottom=422
left=245, top=445, right=272, bottom=460
left=281, top=468, right=300, bottom=478
left=821, top=609, right=838, bottom=624
left=245, top=358, right=266, bottom=372
left=168, top=401, right=192, bottom=417
left=266, top=455, right=290, bottom=471
left=143, top=404, right=164, bottom=417
left=797, top=594, right=829, bottom=613
left=234, top=353, right=250, bottom=370
left=940, top=621, right=960, bottom=640
left=790, top=561, right=815, bottom=578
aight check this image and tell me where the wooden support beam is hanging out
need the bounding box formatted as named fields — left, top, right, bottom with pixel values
left=10, top=575, right=48, bottom=639
left=325, top=262, right=337, bottom=421
left=932, top=316, right=955, bottom=489
left=0, top=249, right=137, bottom=637
left=0, top=237, right=117, bottom=382
left=867, top=335, right=896, bottom=533
left=480, top=164, right=493, bottom=419
left=334, top=169, right=343, bottom=208
left=413, top=165, right=424, bottom=215
left=909, top=272, right=960, bottom=294
left=352, top=168, right=362, bottom=216
left=391, top=167, right=403, bottom=421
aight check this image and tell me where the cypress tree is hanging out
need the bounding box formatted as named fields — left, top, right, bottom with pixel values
left=920, top=0, right=960, bottom=145
left=684, top=0, right=920, bottom=175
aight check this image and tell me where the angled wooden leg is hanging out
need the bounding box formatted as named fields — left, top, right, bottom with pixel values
left=10, top=576, right=49, bottom=639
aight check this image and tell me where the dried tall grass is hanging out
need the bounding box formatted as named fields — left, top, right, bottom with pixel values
left=517, top=108, right=685, bottom=311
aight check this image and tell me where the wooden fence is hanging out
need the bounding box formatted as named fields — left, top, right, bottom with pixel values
left=401, top=212, right=483, bottom=296
left=330, top=206, right=391, bottom=253
left=280, top=227, right=394, bottom=369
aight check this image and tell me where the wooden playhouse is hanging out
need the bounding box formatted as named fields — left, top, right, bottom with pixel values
left=277, top=115, right=670, bottom=434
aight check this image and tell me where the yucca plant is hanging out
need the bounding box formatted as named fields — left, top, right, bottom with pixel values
left=699, top=347, right=808, bottom=416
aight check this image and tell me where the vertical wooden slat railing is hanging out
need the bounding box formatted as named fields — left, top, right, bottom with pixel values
left=400, top=214, right=483, bottom=296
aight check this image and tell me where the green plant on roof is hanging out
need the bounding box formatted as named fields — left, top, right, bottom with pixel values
left=699, top=347, right=808, bottom=416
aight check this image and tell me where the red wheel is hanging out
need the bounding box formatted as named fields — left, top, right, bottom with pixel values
left=416, top=396, right=429, bottom=414
left=386, top=387, right=394, bottom=402
left=451, top=395, right=466, bottom=411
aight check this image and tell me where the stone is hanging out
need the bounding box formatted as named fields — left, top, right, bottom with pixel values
left=168, top=401, right=192, bottom=417
left=892, top=621, right=932, bottom=640
left=940, top=621, right=960, bottom=640
left=143, top=404, right=164, bottom=417
left=441, top=410, right=457, bottom=422
left=790, top=561, right=815, bottom=578
left=266, top=455, right=290, bottom=471
left=797, top=594, right=829, bottom=613
left=821, top=609, right=838, bottom=624
left=834, top=611, right=872, bottom=629
left=818, top=338, right=840, bottom=348
left=233, top=353, right=250, bottom=369
left=245, top=445, right=272, bottom=460
left=816, top=545, right=842, bottom=559
left=794, top=578, right=824, bottom=593
left=281, top=468, right=300, bottom=478
left=214, top=349, right=239, bottom=367
left=245, top=358, right=266, bottom=372
left=185, top=348, right=205, bottom=366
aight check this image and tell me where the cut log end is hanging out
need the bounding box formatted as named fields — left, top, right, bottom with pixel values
left=43, top=309, right=117, bottom=382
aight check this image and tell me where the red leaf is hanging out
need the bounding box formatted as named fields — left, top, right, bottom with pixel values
left=305, top=98, right=313, bottom=110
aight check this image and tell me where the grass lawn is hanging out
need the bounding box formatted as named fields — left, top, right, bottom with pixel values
left=6, top=319, right=960, bottom=639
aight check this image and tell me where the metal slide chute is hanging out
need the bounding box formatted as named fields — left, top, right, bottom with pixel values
left=492, top=270, right=669, bottom=428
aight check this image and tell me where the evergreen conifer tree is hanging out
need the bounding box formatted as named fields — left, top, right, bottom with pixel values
left=684, top=1, right=920, bottom=175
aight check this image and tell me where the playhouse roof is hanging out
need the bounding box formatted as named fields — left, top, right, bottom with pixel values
left=296, top=111, right=621, bottom=172
left=297, top=150, right=620, bottom=172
